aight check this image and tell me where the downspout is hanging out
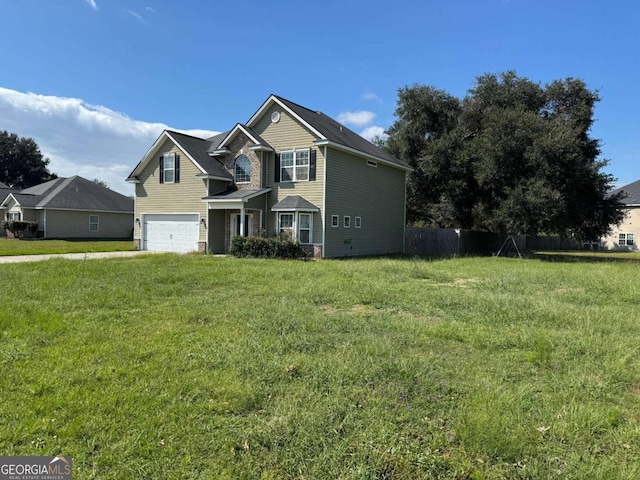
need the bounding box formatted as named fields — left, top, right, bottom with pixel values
left=43, top=209, right=47, bottom=239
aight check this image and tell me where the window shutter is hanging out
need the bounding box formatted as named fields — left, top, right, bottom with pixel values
left=159, top=156, right=164, bottom=184
left=309, top=149, right=317, bottom=181
left=274, top=153, right=281, bottom=182
left=175, top=155, right=180, bottom=183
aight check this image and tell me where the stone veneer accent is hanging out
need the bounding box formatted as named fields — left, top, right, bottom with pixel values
left=301, top=244, right=322, bottom=258
left=134, top=239, right=141, bottom=250
left=198, top=241, right=206, bottom=253
left=220, top=132, right=262, bottom=190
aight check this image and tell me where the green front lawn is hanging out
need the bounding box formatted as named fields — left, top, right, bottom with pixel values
left=0, top=238, right=136, bottom=256
left=1, top=255, right=639, bottom=479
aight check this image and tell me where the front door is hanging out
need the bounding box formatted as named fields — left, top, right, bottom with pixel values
left=232, top=214, right=252, bottom=237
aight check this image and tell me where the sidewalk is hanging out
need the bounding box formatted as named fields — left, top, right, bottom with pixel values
left=0, top=250, right=161, bottom=264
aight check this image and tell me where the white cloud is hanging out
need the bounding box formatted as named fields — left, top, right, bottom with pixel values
left=337, top=110, right=376, bottom=128
left=0, top=87, right=218, bottom=196
left=145, top=6, right=157, bottom=13
left=360, top=126, right=387, bottom=142
left=126, top=10, right=147, bottom=23
left=86, top=0, right=98, bottom=11
left=362, top=91, right=382, bottom=103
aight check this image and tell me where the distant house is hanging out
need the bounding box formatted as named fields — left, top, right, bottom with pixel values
left=1, top=176, right=134, bottom=239
left=601, top=179, right=640, bottom=250
left=126, top=94, right=411, bottom=257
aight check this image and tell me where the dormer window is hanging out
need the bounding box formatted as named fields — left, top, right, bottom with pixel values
left=235, top=155, right=251, bottom=184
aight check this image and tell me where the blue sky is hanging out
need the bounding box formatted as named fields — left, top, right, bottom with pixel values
left=1, top=0, right=639, bottom=195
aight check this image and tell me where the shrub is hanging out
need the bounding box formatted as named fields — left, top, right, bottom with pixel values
left=2, top=220, right=38, bottom=239
left=229, top=233, right=306, bottom=259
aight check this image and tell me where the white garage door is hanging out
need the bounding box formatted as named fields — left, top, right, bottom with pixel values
left=143, top=214, right=200, bottom=253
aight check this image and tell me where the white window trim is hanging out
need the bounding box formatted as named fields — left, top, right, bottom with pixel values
left=7, top=211, right=21, bottom=221
left=280, top=148, right=310, bottom=183
left=331, top=215, right=339, bottom=228
left=277, top=211, right=313, bottom=244
left=344, top=216, right=351, bottom=228
left=619, top=233, right=634, bottom=246
left=355, top=216, right=362, bottom=228
left=163, top=152, right=176, bottom=184
left=367, top=160, right=377, bottom=168
left=89, top=215, right=99, bottom=232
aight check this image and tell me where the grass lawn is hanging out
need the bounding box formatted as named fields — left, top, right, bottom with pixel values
left=0, top=238, right=136, bottom=256
left=1, top=255, right=639, bottom=479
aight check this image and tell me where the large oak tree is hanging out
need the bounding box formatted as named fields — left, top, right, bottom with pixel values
left=0, top=131, right=57, bottom=189
left=385, top=71, right=625, bottom=240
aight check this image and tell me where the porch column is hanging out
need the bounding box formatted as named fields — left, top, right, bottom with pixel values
left=240, top=205, right=245, bottom=237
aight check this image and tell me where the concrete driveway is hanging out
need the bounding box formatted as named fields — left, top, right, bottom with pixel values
left=0, top=250, right=162, bottom=264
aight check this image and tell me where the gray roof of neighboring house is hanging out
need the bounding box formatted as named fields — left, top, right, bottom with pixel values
left=0, top=181, right=9, bottom=188
left=8, top=176, right=133, bottom=212
left=272, top=95, right=409, bottom=169
left=271, top=195, right=320, bottom=211
left=612, top=179, right=640, bottom=205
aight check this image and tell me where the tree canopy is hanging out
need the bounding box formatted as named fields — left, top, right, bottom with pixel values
left=0, top=131, right=57, bottom=189
left=385, top=71, right=625, bottom=240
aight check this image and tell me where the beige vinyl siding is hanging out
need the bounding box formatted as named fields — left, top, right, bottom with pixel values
left=43, top=210, right=133, bottom=238
left=324, top=148, right=406, bottom=257
left=253, top=106, right=325, bottom=241
left=208, top=210, right=226, bottom=254
left=134, top=138, right=209, bottom=242
left=601, top=206, right=640, bottom=250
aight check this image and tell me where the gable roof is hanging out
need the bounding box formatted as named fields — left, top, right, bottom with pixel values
left=247, top=95, right=411, bottom=171
left=207, top=124, right=273, bottom=155
left=3, top=176, right=133, bottom=213
left=613, top=179, right=640, bottom=206
left=127, top=130, right=232, bottom=182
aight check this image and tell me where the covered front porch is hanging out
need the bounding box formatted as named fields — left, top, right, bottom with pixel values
left=203, top=188, right=270, bottom=254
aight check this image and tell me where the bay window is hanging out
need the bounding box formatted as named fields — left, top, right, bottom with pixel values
left=277, top=212, right=313, bottom=244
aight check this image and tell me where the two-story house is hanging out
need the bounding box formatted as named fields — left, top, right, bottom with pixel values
left=126, top=95, right=411, bottom=258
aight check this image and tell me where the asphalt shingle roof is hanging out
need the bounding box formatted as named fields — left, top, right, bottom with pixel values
left=272, top=95, right=409, bottom=169
left=166, top=131, right=232, bottom=179
left=271, top=195, right=320, bottom=211
left=7, top=176, right=133, bottom=212
left=612, top=179, right=640, bottom=205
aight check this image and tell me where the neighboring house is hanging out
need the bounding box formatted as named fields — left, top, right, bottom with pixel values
left=601, top=179, right=640, bottom=250
left=126, top=94, right=411, bottom=257
left=1, top=176, right=134, bottom=239
left=0, top=181, right=18, bottom=236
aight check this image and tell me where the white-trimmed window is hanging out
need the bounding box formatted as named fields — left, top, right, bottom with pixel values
left=278, top=213, right=294, bottom=238
left=277, top=212, right=313, bottom=244
left=299, top=213, right=312, bottom=244
left=367, top=160, right=377, bottom=168
left=280, top=149, right=309, bottom=182
left=162, top=153, right=175, bottom=183
left=89, top=215, right=99, bottom=232
left=331, top=215, right=339, bottom=228
left=344, top=216, right=351, bottom=228
left=7, top=212, right=21, bottom=221
left=355, top=216, right=362, bottom=228
left=235, top=155, right=251, bottom=183
left=619, top=233, right=634, bottom=246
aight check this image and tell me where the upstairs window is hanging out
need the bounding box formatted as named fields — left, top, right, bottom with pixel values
left=280, top=149, right=309, bottom=182
left=235, top=155, right=251, bottom=183
left=159, top=153, right=180, bottom=184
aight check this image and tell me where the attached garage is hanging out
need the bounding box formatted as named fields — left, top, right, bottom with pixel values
left=142, top=214, right=200, bottom=253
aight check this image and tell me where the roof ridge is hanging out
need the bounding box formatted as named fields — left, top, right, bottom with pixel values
left=166, top=129, right=210, bottom=141
left=38, top=177, right=73, bottom=207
